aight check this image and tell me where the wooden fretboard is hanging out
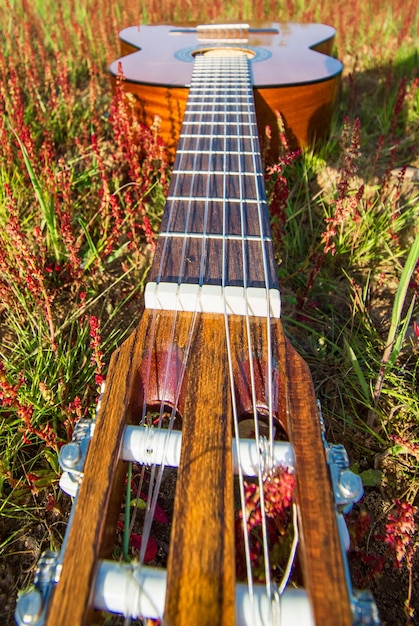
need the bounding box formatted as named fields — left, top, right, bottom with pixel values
left=146, top=53, right=280, bottom=317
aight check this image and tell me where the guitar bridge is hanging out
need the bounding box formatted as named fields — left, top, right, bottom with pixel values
left=196, top=23, right=250, bottom=43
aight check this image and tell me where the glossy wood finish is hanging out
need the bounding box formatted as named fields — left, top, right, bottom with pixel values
left=44, top=309, right=236, bottom=626
left=110, top=22, right=342, bottom=158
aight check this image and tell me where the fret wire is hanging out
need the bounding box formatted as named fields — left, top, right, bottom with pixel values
left=155, top=61, right=207, bottom=286
left=178, top=59, right=211, bottom=287
left=192, top=70, right=248, bottom=73
left=163, top=197, right=269, bottom=238
left=185, top=55, right=227, bottom=286
left=182, top=120, right=257, bottom=126
left=190, top=78, right=250, bottom=82
left=172, top=169, right=263, bottom=177
left=192, top=68, right=249, bottom=72
left=160, top=232, right=272, bottom=242
left=192, top=77, right=250, bottom=80
left=184, top=111, right=252, bottom=116
left=192, top=66, right=248, bottom=70
left=166, top=195, right=263, bottom=204
left=191, top=90, right=252, bottom=94
left=186, top=98, right=251, bottom=103
left=192, top=76, right=250, bottom=81
left=153, top=53, right=277, bottom=290
left=188, top=87, right=250, bottom=90
left=187, top=96, right=251, bottom=101
left=187, top=97, right=253, bottom=105
left=191, top=81, right=251, bottom=84
left=177, top=149, right=255, bottom=156
left=189, top=88, right=250, bottom=92
left=193, top=78, right=249, bottom=80
left=192, top=85, right=249, bottom=89
left=179, top=134, right=254, bottom=139
left=188, top=88, right=251, bottom=91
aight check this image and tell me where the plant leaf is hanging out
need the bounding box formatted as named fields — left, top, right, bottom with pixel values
left=130, top=498, right=147, bottom=509
left=131, top=533, right=158, bottom=562
left=359, top=469, right=383, bottom=487
left=345, top=340, right=370, bottom=401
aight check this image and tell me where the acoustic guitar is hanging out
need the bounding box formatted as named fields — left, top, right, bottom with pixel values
left=15, top=23, right=380, bottom=626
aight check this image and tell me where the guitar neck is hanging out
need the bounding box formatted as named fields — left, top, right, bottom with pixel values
left=147, top=52, right=279, bottom=318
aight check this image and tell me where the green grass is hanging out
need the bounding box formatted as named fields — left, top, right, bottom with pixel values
left=0, top=0, right=418, bottom=624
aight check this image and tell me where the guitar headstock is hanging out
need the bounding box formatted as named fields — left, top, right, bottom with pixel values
left=16, top=312, right=379, bottom=626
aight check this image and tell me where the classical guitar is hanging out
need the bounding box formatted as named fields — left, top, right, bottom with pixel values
left=15, top=23, right=380, bottom=626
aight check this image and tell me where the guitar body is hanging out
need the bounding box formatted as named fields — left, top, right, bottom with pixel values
left=109, top=22, right=343, bottom=157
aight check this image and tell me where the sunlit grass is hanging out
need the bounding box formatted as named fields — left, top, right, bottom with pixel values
left=0, top=0, right=418, bottom=624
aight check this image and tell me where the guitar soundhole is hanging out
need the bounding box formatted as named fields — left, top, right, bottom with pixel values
left=174, top=45, right=271, bottom=64
left=191, top=47, right=256, bottom=59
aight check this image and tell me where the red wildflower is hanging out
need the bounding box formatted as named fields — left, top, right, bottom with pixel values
left=384, top=499, right=417, bottom=569
left=89, top=315, right=104, bottom=389
left=390, top=434, right=419, bottom=460
left=45, top=494, right=60, bottom=514
left=266, top=149, right=300, bottom=248
left=140, top=492, right=168, bottom=525
left=131, top=533, right=158, bottom=562
left=242, top=466, right=295, bottom=532
left=236, top=466, right=296, bottom=579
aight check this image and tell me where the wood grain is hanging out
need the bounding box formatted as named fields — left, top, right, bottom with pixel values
left=282, top=332, right=353, bottom=626
left=164, top=313, right=235, bottom=626
left=45, top=311, right=352, bottom=625
left=111, top=78, right=340, bottom=160
left=45, top=326, right=143, bottom=626
left=45, top=310, right=237, bottom=626
left=147, top=52, right=278, bottom=290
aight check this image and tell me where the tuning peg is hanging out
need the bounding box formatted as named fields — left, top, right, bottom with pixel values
left=15, top=590, right=43, bottom=625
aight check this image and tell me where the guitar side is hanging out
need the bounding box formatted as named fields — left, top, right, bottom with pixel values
left=109, top=22, right=343, bottom=158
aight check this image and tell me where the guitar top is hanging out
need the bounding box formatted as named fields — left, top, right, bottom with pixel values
left=109, top=22, right=343, bottom=156
left=110, top=22, right=342, bottom=87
